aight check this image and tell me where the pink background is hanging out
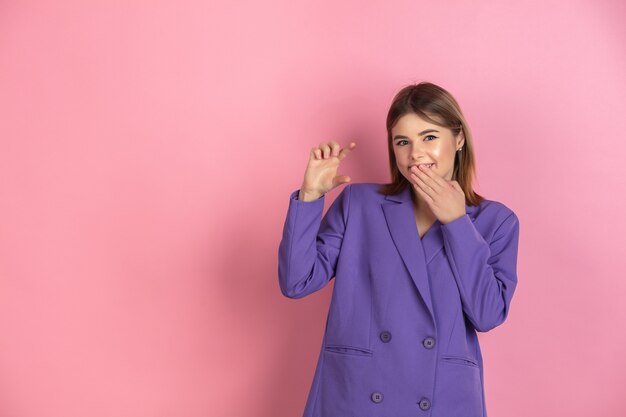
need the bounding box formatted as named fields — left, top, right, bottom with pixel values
left=1, top=1, right=625, bottom=416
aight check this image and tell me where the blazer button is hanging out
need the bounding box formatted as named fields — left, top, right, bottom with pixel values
left=380, top=331, right=392, bottom=343
left=371, top=392, right=384, bottom=403
left=418, top=398, right=431, bottom=410
left=422, top=336, right=435, bottom=349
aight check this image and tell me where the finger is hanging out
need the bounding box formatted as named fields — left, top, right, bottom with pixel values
left=324, top=142, right=333, bottom=158
left=411, top=166, right=436, bottom=192
left=319, top=142, right=332, bottom=158
left=413, top=181, right=435, bottom=205
left=417, top=165, right=446, bottom=190
left=337, top=142, right=357, bottom=161
left=410, top=169, right=436, bottom=199
left=445, top=180, right=461, bottom=193
left=328, top=140, right=341, bottom=157
left=313, top=148, right=322, bottom=159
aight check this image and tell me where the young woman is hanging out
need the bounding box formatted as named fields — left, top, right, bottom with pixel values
left=278, top=82, right=520, bottom=417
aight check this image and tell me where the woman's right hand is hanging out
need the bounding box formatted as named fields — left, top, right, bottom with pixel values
left=299, top=140, right=357, bottom=201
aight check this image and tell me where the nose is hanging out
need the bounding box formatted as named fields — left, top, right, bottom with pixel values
left=410, top=143, right=428, bottom=160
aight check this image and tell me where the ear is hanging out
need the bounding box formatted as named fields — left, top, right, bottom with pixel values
left=456, top=129, right=465, bottom=150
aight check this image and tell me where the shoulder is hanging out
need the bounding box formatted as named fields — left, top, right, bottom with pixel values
left=340, top=182, right=388, bottom=201
left=469, top=198, right=520, bottom=236
left=471, top=198, right=517, bottom=220
left=323, top=183, right=388, bottom=217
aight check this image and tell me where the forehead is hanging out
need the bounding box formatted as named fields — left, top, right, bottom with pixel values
left=392, top=112, right=444, bottom=132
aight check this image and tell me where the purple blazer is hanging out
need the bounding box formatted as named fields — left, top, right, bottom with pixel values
left=278, top=182, right=520, bottom=417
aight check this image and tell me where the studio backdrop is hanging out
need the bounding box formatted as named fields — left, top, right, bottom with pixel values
left=1, top=1, right=625, bottom=416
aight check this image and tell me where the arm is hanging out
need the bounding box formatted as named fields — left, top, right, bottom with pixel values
left=277, top=184, right=352, bottom=299
left=440, top=211, right=520, bottom=332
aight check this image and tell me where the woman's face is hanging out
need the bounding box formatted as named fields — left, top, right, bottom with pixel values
left=391, top=112, right=464, bottom=183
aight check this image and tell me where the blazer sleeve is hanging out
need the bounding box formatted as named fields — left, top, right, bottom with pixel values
left=440, top=210, right=520, bottom=332
left=277, top=184, right=351, bottom=299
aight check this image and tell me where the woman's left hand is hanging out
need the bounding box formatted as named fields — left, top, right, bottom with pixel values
left=409, top=164, right=467, bottom=224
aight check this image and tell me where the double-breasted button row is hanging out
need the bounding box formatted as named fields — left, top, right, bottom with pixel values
left=371, top=392, right=430, bottom=410
left=379, top=331, right=435, bottom=349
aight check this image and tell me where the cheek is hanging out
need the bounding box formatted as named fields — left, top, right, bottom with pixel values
left=431, top=145, right=445, bottom=159
left=431, top=145, right=456, bottom=165
left=394, top=150, right=407, bottom=165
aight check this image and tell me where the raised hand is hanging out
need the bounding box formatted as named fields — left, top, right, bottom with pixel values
left=299, top=140, right=357, bottom=201
left=409, top=164, right=466, bottom=224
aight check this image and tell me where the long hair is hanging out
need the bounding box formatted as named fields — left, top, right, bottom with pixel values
left=377, top=81, right=485, bottom=206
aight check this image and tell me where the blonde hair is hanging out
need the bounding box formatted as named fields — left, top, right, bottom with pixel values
left=378, top=81, right=485, bottom=206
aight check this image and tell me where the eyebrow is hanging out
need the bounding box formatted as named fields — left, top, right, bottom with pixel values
left=393, top=129, right=439, bottom=141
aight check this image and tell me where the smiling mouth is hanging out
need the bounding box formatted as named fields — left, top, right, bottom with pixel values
left=411, top=163, right=435, bottom=169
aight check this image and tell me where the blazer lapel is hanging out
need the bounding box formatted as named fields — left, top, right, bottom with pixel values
left=382, top=185, right=436, bottom=320
left=381, top=184, right=479, bottom=322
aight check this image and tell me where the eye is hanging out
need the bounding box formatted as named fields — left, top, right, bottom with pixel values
left=395, top=136, right=437, bottom=145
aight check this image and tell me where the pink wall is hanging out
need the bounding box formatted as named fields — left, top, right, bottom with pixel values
left=1, top=1, right=625, bottom=416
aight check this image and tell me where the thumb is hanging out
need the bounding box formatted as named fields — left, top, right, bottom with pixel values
left=332, top=175, right=351, bottom=188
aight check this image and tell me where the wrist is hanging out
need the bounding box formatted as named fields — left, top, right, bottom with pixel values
left=298, top=189, right=324, bottom=202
